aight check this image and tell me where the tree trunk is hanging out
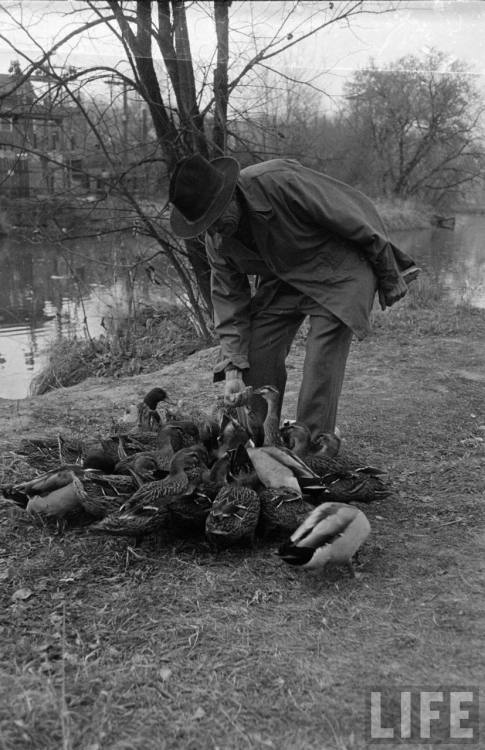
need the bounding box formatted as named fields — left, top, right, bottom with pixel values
left=212, top=0, right=231, bottom=155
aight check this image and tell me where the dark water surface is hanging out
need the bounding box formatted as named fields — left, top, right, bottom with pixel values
left=0, top=214, right=484, bottom=399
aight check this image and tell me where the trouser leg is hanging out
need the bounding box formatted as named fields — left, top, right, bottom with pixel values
left=244, top=281, right=304, bottom=421
left=296, top=305, right=353, bottom=438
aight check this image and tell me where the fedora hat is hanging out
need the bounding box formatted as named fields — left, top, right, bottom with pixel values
left=169, top=153, right=240, bottom=239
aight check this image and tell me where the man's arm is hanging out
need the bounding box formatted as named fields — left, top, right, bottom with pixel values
left=206, top=233, right=252, bottom=381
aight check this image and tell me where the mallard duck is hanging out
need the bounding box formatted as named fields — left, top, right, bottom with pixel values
left=1, top=449, right=116, bottom=508
left=167, top=448, right=232, bottom=536
left=77, top=473, right=144, bottom=519
left=205, top=485, right=261, bottom=548
left=246, top=446, right=302, bottom=495
left=112, top=420, right=202, bottom=477
left=4, top=465, right=84, bottom=506
left=215, top=414, right=251, bottom=459
left=227, top=444, right=262, bottom=490
left=258, top=487, right=314, bottom=540
left=118, top=387, right=171, bottom=433
left=167, top=487, right=213, bottom=537
left=277, top=501, right=371, bottom=576
left=281, top=422, right=389, bottom=503
left=163, top=398, right=222, bottom=457
left=281, top=422, right=349, bottom=473
left=250, top=388, right=321, bottom=480
left=312, top=429, right=342, bottom=458
left=252, top=385, right=283, bottom=446
left=122, top=447, right=208, bottom=514
left=114, top=449, right=169, bottom=479
left=15, top=434, right=97, bottom=472
left=90, top=448, right=208, bottom=537
left=160, top=421, right=200, bottom=450
left=302, top=467, right=392, bottom=505
left=24, top=474, right=88, bottom=522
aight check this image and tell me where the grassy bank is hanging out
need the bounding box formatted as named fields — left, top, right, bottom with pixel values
left=0, top=288, right=484, bottom=749
left=30, top=305, right=212, bottom=396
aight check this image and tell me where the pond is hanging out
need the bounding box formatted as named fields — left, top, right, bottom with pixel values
left=0, top=231, right=179, bottom=399
left=0, top=213, right=484, bottom=399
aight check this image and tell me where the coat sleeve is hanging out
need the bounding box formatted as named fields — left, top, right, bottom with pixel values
left=206, top=233, right=252, bottom=381
left=285, top=168, right=417, bottom=294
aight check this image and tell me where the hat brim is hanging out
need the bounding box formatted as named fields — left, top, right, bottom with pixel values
left=170, top=157, right=240, bottom=239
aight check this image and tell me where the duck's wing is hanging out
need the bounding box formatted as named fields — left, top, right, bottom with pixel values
left=259, top=446, right=319, bottom=479
left=290, top=502, right=359, bottom=545
left=246, top=447, right=301, bottom=494
left=10, top=466, right=80, bottom=495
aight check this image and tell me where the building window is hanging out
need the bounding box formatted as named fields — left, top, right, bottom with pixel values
left=0, top=117, right=12, bottom=131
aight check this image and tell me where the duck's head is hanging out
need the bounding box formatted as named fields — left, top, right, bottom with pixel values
left=172, top=445, right=208, bottom=471
left=280, top=422, right=312, bottom=452
left=253, top=385, right=280, bottom=403
left=143, top=387, right=172, bottom=409
left=312, top=427, right=342, bottom=458
left=217, top=415, right=250, bottom=452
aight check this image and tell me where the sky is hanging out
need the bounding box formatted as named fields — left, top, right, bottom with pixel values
left=1, top=0, right=485, bottom=107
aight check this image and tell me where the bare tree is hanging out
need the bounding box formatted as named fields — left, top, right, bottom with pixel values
left=342, top=50, right=485, bottom=205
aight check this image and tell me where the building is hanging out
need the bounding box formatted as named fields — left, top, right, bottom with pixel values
left=0, top=70, right=86, bottom=198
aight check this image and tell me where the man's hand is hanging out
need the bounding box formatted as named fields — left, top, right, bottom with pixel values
left=378, top=275, right=408, bottom=310
left=224, top=368, right=245, bottom=406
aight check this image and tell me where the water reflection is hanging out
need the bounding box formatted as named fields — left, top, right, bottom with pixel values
left=0, top=232, right=177, bottom=399
left=392, top=213, right=485, bottom=309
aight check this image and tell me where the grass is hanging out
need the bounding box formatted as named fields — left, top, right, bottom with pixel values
left=30, top=305, right=211, bottom=396
left=1, top=287, right=485, bottom=749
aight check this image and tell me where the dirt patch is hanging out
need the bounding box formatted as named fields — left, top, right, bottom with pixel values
left=1, top=304, right=484, bottom=749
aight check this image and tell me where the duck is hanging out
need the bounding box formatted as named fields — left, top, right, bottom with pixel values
left=215, top=414, right=251, bottom=459
left=121, top=446, right=208, bottom=514
left=117, top=386, right=172, bottom=433
left=205, top=484, right=261, bottom=548
left=250, top=386, right=320, bottom=477
left=167, top=449, right=232, bottom=536
left=113, top=431, right=173, bottom=477
left=24, top=474, right=88, bottom=523
left=89, top=448, right=209, bottom=537
left=246, top=446, right=303, bottom=495
left=280, top=422, right=390, bottom=503
left=252, top=385, right=283, bottom=446
left=71, top=472, right=142, bottom=519
left=2, top=450, right=116, bottom=509
left=303, top=466, right=392, bottom=505
left=159, top=421, right=201, bottom=451
left=227, top=444, right=262, bottom=491
left=277, top=501, right=371, bottom=576
left=15, top=434, right=98, bottom=472
left=258, top=487, right=314, bottom=540
left=312, top=429, right=342, bottom=459
left=280, top=422, right=349, bottom=473
left=164, top=399, right=222, bottom=457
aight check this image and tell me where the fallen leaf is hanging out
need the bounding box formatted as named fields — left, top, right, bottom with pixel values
left=193, top=706, right=205, bottom=720
left=159, top=667, right=172, bottom=681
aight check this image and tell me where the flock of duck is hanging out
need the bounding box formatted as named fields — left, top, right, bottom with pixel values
left=1, top=385, right=391, bottom=576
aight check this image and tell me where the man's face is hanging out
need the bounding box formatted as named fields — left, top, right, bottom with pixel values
left=207, top=196, right=241, bottom=240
